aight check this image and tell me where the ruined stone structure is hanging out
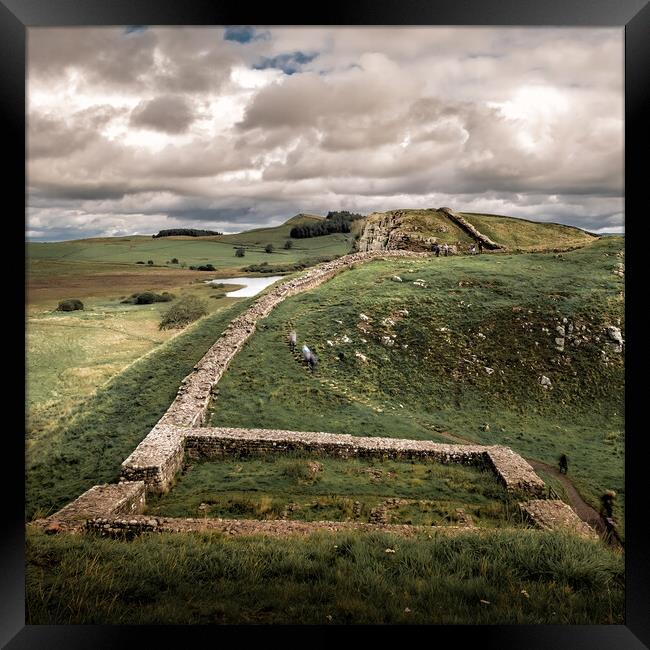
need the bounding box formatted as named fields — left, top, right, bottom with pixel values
left=41, top=248, right=594, bottom=541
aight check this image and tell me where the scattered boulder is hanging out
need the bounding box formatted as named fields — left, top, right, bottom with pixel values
left=392, top=275, right=403, bottom=282
left=355, top=351, right=368, bottom=363
left=359, top=313, right=370, bottom=322
left=539, top=375, right=552, bottom=389
left=605, top=325, right=624, bottom=351
left=381, top=336, right=394, bottom=347
left=484, top=367, right=494, bottom=375
left=57, top=299, right=84, bottom=312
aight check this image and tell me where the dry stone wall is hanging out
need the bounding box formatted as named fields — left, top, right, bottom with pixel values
left=84, top=515, right=470, bottom=538
left=519, top=500, right=598, bottom=540
left=33, top=481, right=146, bottom=532
left=122, top=250, right=429, bottom=488
left=439, top=207, right=505, bottom=250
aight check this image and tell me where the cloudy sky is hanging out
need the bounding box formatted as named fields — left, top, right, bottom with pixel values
left=27, top=26, right=624, bottom=241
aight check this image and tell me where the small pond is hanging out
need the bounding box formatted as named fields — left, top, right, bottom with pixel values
left=204, top=275, right=285, bottom=297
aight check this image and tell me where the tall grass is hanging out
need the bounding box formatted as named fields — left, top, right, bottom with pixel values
left=26, top=528, right=624, bottom=624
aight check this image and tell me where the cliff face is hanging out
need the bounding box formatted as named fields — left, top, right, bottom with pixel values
left=357, top=211, right=431, bottom=252
left=357, top=210, right=457, bottom=253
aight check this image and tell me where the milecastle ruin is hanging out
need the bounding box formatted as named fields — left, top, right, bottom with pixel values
left=34, top=246, right=597, bottom=541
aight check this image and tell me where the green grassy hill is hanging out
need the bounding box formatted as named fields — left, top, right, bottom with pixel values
left=208, top=237, right=624, bottom=533
left=459, top=212, right=598, bottom=250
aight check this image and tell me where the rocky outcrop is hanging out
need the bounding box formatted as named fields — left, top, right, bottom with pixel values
left=438, top=207, right=505, bottom=250
left=358, top=210, right=456, bottom=253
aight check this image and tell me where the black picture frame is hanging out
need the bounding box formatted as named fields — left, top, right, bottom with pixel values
left=6, top=0, right=648, bottom=647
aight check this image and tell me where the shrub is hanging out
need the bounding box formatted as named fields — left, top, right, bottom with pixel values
left=265, top=244, right=274, bottom=253
left=120, top=292, right=175, bottom=305
left=56, top=299, right=84, bottom=312
left=171, top=258, right=179, bottom=264
left=136, top=261, right=145, bottom=264
left=159, top=296, right=208, bottom=330
left=196, top=264, right=216, bottom=271
left=147, top=260, right=154, bottom=265
left=284, top=240, right=293, bottom=249
left=235, top=247, right=246, bottom=258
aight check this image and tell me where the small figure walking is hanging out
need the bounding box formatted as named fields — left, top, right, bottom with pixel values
left=302, top=344, right=317, bottom=373
left=434, top=244, right=440, bottom=257
left=443, top=243, right=449, bottom=257
left=558, top=454, right=568, bottom=474
left=288, top=329, right=297, bottom=351
left=600, top=490, right=618, bottom=542
left=469, top=244, right=476, bottom=255
left=478, top=241, right=483, bottom=254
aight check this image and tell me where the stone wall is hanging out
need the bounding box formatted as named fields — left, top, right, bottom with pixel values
left=32, top=481, right=146, bottom=532
left=121, top=424, right=546, bottom=497
left=52, top=247, right=556, bottom=539
left=519, top=500, right=598, bottom=539
left=84, top=515, right=468, bottom=538
left=439, top=207, right=505, bottom=250
left=122, top=249, right=430, bottom=490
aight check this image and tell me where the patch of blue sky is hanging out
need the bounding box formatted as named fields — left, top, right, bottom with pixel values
left=124, top=26, right=148, bottom=35
left=253, top=51, right=318, bottom=75
left=224, top=26, right=270, bottom=43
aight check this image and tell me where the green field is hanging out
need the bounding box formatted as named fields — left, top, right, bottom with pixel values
left=146, top=455, right=521, bottom=527
left=26, top=528, right=623, bottom=624
left=208, top=237, right=624, bottom=532
left=27, top=214, right=353, bottom=272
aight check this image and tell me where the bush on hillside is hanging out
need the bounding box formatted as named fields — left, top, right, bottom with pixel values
left=235, top=247, right=246, bottom=257
left=136, top=261, right=145, bottom=264
left=265, top=244, right=274, bottom=253
left=147, top=260, right=154, bottom=265
left=284, top=240, right=293, bottom=249
left=121, top=292, right=175, bottom=305
left=56, top=299, right=84, bottom=312
left=189, top=264, right=216, bottom=271
left=159, top=295, right=208, bottom=330
left=171, top=258, right=179, bottom=264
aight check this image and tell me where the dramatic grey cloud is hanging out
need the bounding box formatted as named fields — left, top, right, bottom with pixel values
left=130, top=95, right=196, bottom=134
left=27, top=26, right=624, bottom=241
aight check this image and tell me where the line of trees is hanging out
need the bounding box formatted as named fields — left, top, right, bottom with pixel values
left=289, top=211, right=365, bottom=239
left=152, top=228, right=223, bottom=238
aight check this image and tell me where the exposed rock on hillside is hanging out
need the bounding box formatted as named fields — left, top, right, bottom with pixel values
left=358, top=210, right=445, bottom=252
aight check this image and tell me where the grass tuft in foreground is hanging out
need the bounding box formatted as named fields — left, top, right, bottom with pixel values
left=26, top=527, right=623, bottom=625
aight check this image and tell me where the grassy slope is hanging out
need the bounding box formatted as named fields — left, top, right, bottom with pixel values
left=25, top=297, right=255, bottom=519
left=26, top=528, right=623, bottom=624
left=27, top=282, right=241, bottom=443
left=459, top=212, right=597, bottom=250
left=146, top=455, right=520, bottom=527
left=209, top=237, right=625, bottom=531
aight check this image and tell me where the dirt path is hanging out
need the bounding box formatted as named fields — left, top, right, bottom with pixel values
left=430, top=426, right=621, bottom=547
